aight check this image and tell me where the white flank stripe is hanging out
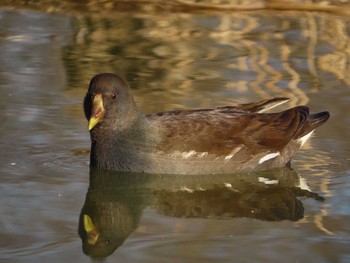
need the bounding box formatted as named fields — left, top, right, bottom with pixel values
left=224, top=183, right=232, bottom=188
left=180, top=186, right=194, bottom=193
left=181, top=150, right=197, bottom=159
left=258, top=177, right=279, bottom=185
left=258, top=152, right=280, bottom=164
left=224, top=146, right=242, bottom=161
left=225, top=155, right=233, bottom=161
left=299, top=130, right=314, bottom=147
left=198, top=152, right=208, bottom=158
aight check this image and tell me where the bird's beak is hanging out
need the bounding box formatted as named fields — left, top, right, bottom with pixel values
left=83, top=214, right=100, bottom=245
left=88, top=93, right=105, bottom=131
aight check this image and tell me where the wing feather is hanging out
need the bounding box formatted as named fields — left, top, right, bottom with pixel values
left=147, top=105, right=311, bottom=158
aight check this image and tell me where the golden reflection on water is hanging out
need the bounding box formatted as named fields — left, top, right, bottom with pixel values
left=3, top=0, right=350, bottom=15
left=61, top=9, right=350, bottom=109
left=294, top=145, right=336, bottom=236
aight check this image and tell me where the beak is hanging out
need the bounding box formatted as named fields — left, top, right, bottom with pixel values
left=83, top=214, right=100, bottom=245
left=88, top=93, right=105, bottom=131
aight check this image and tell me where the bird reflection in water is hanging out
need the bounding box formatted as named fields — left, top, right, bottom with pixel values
left=78, top=167, right=324, bottom=259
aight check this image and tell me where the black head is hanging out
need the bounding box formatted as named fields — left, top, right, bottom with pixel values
left=84, top=73, right=138, bottom=131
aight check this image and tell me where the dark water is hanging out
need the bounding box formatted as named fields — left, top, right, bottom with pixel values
left=0, top=5, right=349, bottom=263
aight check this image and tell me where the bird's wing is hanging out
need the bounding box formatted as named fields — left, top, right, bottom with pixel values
left=146, top=105, right=311, bottom=161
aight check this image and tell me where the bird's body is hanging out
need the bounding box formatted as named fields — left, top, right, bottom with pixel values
left=84, top=73, right=330, bottom=175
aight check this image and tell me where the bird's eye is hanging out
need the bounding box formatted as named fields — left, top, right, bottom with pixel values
left=111, top=93, right=117, bottom=99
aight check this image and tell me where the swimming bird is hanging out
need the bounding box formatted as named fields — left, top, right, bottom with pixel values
left=84, top=73, right=330, bottom=174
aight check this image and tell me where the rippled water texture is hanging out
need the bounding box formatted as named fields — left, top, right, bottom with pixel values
left=0, top=2, right=349, bottom=262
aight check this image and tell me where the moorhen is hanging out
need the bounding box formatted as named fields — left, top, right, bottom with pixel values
left=84, top=73, right=330, bottom=174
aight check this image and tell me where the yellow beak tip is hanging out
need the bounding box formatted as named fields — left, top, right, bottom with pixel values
left=88, top=93, right=105, bottom=131
left=83, top=214, right=99, bottom=245
left=83, top=214, right=94, bottom=232
left=88, top=117, right=99, bottom=131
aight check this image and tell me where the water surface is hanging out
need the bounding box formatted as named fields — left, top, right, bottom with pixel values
left=0, top=3, right=349, bottom=262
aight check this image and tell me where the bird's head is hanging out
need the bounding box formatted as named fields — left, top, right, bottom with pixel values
left=84, top=73, right=138, bottom=132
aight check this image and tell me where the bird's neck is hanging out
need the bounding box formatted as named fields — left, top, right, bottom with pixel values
left=89, top=112, right=152, bottom=172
